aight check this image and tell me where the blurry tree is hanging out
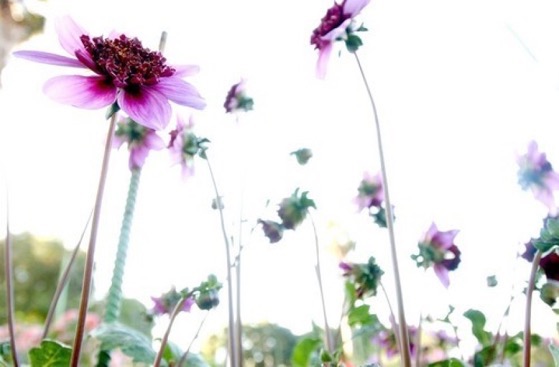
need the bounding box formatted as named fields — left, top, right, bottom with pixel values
left=0, top=0, right=45, bottom=86
left=201, top=323, right=297, bottom=367
left=0, top=232, right=86, bottom=324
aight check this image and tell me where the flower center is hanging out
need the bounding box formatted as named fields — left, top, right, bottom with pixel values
left=310, top=2, right=347, bottom=49
left=80, top=34, right=175, bottom=91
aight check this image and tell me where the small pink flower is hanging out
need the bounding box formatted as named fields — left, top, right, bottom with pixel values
left=310, top=0, right=370, bottom=78
left=151, top=288, right=194, bottom=316
left=168, top=115, right=204, bottom=179
left=517, top=141, right=559, bottom=215
left=412, top=223, right=461, bottom=288
left=13, top=16, right=205, bottom=130
left=224, top=79, right=254, bottom=113
left=113, top=117, right=165, bottom=170
left=355, top=172, right=384, bottom=212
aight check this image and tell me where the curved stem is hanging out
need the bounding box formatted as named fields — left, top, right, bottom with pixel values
left=104, top=168, right=141, bottom=323
left=153, top=292, right=193, bottom=367
left=42, top=211, right=93, bottom=339
left=204, top=155, right=238, bottom=367
left=70, top=113, right=117, bottom=367
left=309, top=213, right=334, bottom=355
left=353, top=51, right=411, bottom=367
left=4, top=195, right=19, bottom=367
left=177, top=311, right=210, bottom=366
left=522, top=249, right=541, bottom=367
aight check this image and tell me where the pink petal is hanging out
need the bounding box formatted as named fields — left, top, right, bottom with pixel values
left=44, top=75, right=117, bottom=109
left=316, top=43, right=333, bottom=79
left=55, top=16, right=89, bottom=56
left=343, top=0, right=371, bottom=16
left=12, top=50, right=84, bottom=68
left=434, top=265, right=450, bottom=288
left=144, top=132, right=166, bottom=150
left=130, top=146, right=149, bottom=169
left=118, top=88, right=172, bottom=131
left=172, top=65, right=200, bottom=77
left=155, top=77, right=206, bottom=110
left=322, top=19, right=353, bottom=42
left=424, top=223, right=438, bottom=242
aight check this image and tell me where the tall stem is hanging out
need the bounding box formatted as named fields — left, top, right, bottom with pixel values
left=70, top=113, right=117, bottom=367
left=4, top=196, right=19, bottom=367
left=104, top=168, right=141, bottom=322
left=522, top=249, right=541, bottom=367
left=205, top=155, right=238, bottom=367
left=353, top=52, right=411, bottom=367
left=309, top=214, right=334, bottom=355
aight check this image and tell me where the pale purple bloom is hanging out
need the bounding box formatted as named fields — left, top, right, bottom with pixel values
left=13, top=16, right=205, bottom=130
left=517, top=141, right=559, bottom=215
left=355, top=172, right=384, bottom=212
left=113, top=117, right=165, bottom=170
left=151, top=290, right=194, bottom=316
left=310, top=0, right=370, bottom=78
left=168, top=115, right=200, bottom=179
left=224, top=79, right=254, bottom=113
left=413, top=223, right=461, bottom=288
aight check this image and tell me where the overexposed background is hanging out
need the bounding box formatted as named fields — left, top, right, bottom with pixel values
left=1, top=0, right=559, bottom=357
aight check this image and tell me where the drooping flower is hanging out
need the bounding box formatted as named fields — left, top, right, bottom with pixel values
left=310, top=0, right=370, bottom=78
left=355, top=172, right=384, bottom=212
left=151, top=288, right=194, bottom=316
left=290, top=148, right=313, bottom=165
left=277, top=189, right=316, bottom=230
left=412, top=223, right=461, bottom=288
left=13, top=16, right=205, bottom=130
left=517, top=141, right=559, bottom=215
left=224, top=79, right=254, bottom=113
left=113, top=117, right=165, bottom=170
left=258, top=219, right=284, bottom=243
left=539, top=250, right=559, bottom=282
left=168, top=115, right=207, bottom=179
left=340, top=257, right=383, bottom=299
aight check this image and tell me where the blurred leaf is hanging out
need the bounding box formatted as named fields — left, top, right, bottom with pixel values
left=347, top=304, right=378, bottom=327
left=550, top=343, right=559, bottom=366
left=292, top=337, right=322, bottom=367
left=90, top=322, right=155, bottom=363
left=463, top=309, right=492, bottom=346
left=428, top=358, right=466, bottom=366
left=28, top=339, right=71, bottom=367
left=181, top=353, right=210, bottom=367
left=473, top=345, right=496, bottom=367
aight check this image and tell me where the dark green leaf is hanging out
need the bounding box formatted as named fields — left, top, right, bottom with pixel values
left=347, top=304, right=377, bottom=327
left=291, top=337, right=322, bottom=367
left=463, top=309, right=492, bottom=346
left=28, top=339, right=72, bottom=367
left=428, top=358, right=466, bottom=367
left=90, top=322, right=155, bottom=363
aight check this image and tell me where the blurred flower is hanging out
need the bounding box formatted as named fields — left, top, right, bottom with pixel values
left=521, top=239, right=538, bottom=262
left=517, top=141, right=559, bottom=215
left=258, top=219, right=284, bottom=243
left=194, top=274, right=222, bottom=311
left=13, top=16, right=205, bottom=130
left=340, top=256, right=383, bottom=299
left=326, top=221, right=355, bottom=260
left=277, top=189, right=316, bottom=230
left=224, top=79, right=254, bottom=113
left=168, top=115, right=207, bottom=179
left=291, top=148, right=313, bottom=165
left=412, top=223, right=461, bottom=288
left=355, top=172, right=384, bottom=211
left=539, top=250, right=559, bottom=282
left=113, top=117, right=165, bottom=170
left=372, top=326, right=418, bottom=359
left=151, top=287, right=194, bottom=316
left=310, top=0, right=370, bottom=78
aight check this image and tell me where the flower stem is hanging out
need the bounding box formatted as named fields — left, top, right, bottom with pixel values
left=353, top=51, right=411, bottom=367
left=204, top=155, right=239, bottom=367
left=522, top=249, right=541, bottom=367
left=42, top=211, right=92, bottom=339
left=153, top=292, right=194, bottom=367
left=104, top=168, right=141, bottom=323
left=177, top=311, right=210, bottom=366
left=309, top=213, right=334, bottom=355
left=4, top=196, right=19, bottom=367
left=70, top=113, right=117, bottom=367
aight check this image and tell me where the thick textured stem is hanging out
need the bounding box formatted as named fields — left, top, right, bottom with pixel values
left=104, top=168, right=141, bottom=322
left=4, top=197, right=19, bottom=367
left=205, top=155, right=239, bottom=367
left=353, top=52, right=411, bottom=367
left=70, top=113, right=117, bottom=367
left=522, top=250, right=541, bottom=367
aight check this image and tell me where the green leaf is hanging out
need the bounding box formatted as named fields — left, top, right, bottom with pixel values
left=28, top=339, right=72, bottom=367
left=90, top=322, right=155, bottom=363
left=463, top=309, right=492, bottom=346
left=291, top=337, right=322, bottom=367
left=550, top=343, right=559, bottom=366
left=428, top=358, right=466, bottom=367
left=347, top=304, right=377, bottom=327
left=182, top=353, right=211, bottom=367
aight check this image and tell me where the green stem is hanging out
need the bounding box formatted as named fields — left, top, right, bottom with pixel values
left=522, top=249, right=541, bottom=367
left=4, top=195, right=19, bottom=367
left=104, top=168, right=141, bottom=322
left=205, top=155, right=239, bottom=367
left=70, top=113, right=117, bottom=367
left=353, top=51, right=411, bottom=367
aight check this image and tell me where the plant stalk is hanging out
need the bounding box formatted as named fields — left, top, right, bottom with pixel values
left=4, top=196, right=19, bottom=367
left=522, top=249, right=541, bottom=367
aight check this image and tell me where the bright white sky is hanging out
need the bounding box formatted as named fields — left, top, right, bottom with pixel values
left=1, top=0, right=559, bottom=357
